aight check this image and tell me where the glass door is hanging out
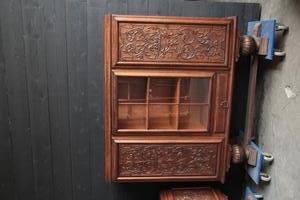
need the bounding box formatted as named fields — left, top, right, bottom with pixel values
left=179, top=78, right=210, bottom=130
left=117, top=77, right=147, bottom=129
left=115, top=73, right=212, bottom=132
left=148, top=78, right=179, bottom=129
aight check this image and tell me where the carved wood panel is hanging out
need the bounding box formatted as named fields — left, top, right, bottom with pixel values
left=113, top=139, right=223, bottom=179
left=160, top=188, right=228, bottom=200
left=173, top=190, right=216, bottom=200
left=118, top=23, right=227, bottom=64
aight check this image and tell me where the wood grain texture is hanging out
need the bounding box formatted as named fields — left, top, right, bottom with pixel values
left=160, top=188, right=228, bottom=200
left=147, top=0, right=169, bottom=15
left=127, top=0, right=148, bottom=15
left=0, top=1, right=260, bottom=199
left=0, top=11, right=14, bottom=200
left=106, top=0, right=128, bottom=15
left=21, top=0, right=54, bottom=199
left=103, top=15, right=112, bottom=182
left=43, top=0, right=73, bottom=199
left=87, top=0, right=109, bottom=199
left=66, top=0, right=91, bottom=199
left=0, top=0, right=36, bottom=199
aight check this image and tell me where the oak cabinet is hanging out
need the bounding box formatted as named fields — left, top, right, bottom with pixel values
left=104, top=15, right=237, bottom=182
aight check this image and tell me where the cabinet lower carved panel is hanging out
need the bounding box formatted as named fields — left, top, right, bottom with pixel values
left=160, top=188, right=228, bottom=200
left=119, top=144, right=218, bottom=176
left=112, top=137, right=224, bottom=181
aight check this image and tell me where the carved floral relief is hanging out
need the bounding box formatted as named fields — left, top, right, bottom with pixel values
left=118, top=23, right=227, bottom=63
left=174, top=190, right=215, bottom=200
left=118, top=144, right=218, bottom=177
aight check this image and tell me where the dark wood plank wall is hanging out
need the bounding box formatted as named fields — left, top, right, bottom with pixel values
left=0, top=1, right=260, bottom=200
left=0, top=14, right=14, bottom=200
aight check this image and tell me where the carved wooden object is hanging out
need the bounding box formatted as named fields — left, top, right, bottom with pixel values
left=104, top=15, right=238, bottom=182
left=160, top=188, right=228, bottom=200
left=118, top=23, right=227, bottom=63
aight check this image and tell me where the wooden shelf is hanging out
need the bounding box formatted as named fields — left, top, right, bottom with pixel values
left=117, top=77, right=211, bottom=131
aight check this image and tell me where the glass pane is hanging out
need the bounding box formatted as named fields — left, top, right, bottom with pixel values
left=149, top=104, right=177, bottom=129
left=179, top=105, right=209, bottom=130
left=149, top=78, right=178, bottom=103
left=118, top=104, right=146, bottom=129
left=117, top=77, right=147, bottom=130
left=118, top=77, right=147, bottom=103
left=180, top=78, right=210, bottom=103
left=116, top=76, right=211, bottom=131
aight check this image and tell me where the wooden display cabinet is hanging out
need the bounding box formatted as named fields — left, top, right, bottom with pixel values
left=104, top=15, right=237, bottom=182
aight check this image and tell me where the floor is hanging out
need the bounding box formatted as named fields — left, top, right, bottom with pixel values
left=223, top=0, right=300, bottom=199
left=256, top=1, right=300, bottom=199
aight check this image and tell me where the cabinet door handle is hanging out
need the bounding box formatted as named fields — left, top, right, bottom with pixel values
left=220, top=100, right=228, bottom=109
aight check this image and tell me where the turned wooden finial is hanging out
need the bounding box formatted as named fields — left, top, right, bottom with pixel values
left=231, top=144, right=246, bottom=164
left=240, top=35, right=257, bottom=56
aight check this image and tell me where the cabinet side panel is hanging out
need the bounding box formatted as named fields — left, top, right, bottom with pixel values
left=104, top=15, right=112, bottom=181
left=223, top=17, right=238, bottom=182
left=213, top=73, right=229, bottom=133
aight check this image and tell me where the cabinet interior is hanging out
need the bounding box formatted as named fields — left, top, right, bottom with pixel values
left=117, top=76, right=211, bottom=131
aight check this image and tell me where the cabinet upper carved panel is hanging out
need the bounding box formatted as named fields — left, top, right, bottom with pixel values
left=119, top=23, right=226, bottom=63
left=111, top=15, right=235, bottom=67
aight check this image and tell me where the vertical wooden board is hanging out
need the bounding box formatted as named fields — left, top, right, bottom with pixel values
left=0, top=16, right=14, bottom=200
left=223, top=3, right=246, bottom=33
left=177, top=0, right=233, bottom=18
left=21, top=0, right=54, bottom=199
left=0, top=0, right=36, bottom=199
left=127, top=0, right=148, bottom=15
left=65, top=0, right=91, bottom=199
left=43, top=0, right=73, bottom=200
left=147, top=0, right=169, bottom=15
left=181, top=1, right=212, bottom=17
left=106, top=0, right=128, bottom=14
left=168, top=0, right=184, bottom=16
left=87, top=0, right=111, bottom=199
left=208, top=2, right=226, bottom=18
left=243, top=3, right=261, bottom=34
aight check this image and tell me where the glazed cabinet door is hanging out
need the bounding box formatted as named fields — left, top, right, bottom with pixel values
left=112, top=70, right=214, bottom=133
left=104, top=15, right=237, bottom=182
